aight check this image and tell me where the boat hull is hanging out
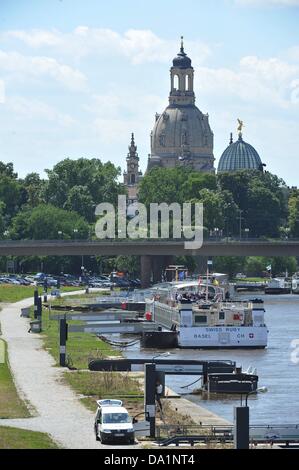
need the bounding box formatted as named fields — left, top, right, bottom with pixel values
left=178, top=326, right=268, bottom=349
left=265, top=288, right=291, bottom=294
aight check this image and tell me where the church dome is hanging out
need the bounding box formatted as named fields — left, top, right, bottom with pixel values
left=151, top=105, right=214, bottom=170
left=218, top=134, right=262, bottom=172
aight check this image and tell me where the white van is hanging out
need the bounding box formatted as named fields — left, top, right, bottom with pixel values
left=94, top=399, right=135, bottom=445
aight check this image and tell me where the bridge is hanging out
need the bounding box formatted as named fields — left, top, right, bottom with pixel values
left=1, top=238, right=298, bottom=287
left=1, top=238, right=299, bottom=256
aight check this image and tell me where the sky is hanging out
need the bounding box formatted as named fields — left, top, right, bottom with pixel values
left=0, top=0, right=299, bottom=185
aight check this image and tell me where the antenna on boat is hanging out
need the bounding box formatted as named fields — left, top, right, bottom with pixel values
left=206, top=259, right=213, bottom=301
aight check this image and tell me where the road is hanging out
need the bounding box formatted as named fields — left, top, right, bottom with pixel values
left=0, top=291, right=140, bottom=449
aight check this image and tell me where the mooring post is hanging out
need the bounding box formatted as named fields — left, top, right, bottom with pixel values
left=234, top=406, right=249, bottom=449
left=144, top=363, right=156, bottom=438
left=37, top=297, right=42, bottom=318
left=34, top=289, right=39, bottom=319
left=59, top=315, right=68, bottom=367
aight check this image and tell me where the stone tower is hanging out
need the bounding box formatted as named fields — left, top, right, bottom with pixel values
left=123, top=133, right=143, bottom=206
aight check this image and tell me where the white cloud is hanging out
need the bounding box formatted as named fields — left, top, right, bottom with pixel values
left=6, top=96, right=76, bottom=127
left=0, top=50, right=87, bottom=91
left=2, top=27, right=211, bottom=65
left=196, top=55, right=299, bottom=108
left=86, top=91, right=165, bottom=144
left=0, top=79, right=5, bottom=103
left=235, top=0, right=299, bottom=6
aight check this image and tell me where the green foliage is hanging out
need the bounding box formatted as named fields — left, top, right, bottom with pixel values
left=138, top=166, right=217, bottom=206
left=42, top=158, right=124, bottom=221
left=114, top=256, right=140, bottom=275
left=0, top=340, right=30, bottom=419
left=288, top=193, right=299, bottom=237
left=0, top=427, right=59, bottom=449
left=22, top=172, right=44, bottom=208
left=217, top=170, right=288, bottom=237
left=10, top=204, right=89, bottom=240
left=213, top=257, right=246, bottom=279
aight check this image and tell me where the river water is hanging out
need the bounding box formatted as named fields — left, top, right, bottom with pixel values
left=125, top=294, right=299, bottom=425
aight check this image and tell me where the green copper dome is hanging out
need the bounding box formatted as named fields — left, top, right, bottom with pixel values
left=218, top=134, right=262, bottom=172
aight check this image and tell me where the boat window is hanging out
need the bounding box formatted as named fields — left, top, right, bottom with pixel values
left=194, top=315, right=207, bottom=324
left=219, top=311, right=225, bottom=320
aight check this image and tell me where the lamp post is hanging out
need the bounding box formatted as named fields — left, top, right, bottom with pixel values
left=238, top=210, right=244, bottom=241
left=244, top=228, right=249, bottom=240
left=73, top=228, right=78, bottom=240
left=58, top=230, right=63, bottom=239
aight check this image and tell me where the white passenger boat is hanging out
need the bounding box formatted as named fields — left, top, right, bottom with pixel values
left=145, top=281, right=268, bottom=349
left=292, top=275, right=299, bottom=294
left=265, top=278, right=291, bottom=295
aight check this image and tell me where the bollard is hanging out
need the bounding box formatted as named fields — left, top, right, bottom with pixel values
left=37, top=297, right=42, bottom=317
left=34, top=289, right=39, bottom=319
left=144, top=363, right=156, bottom=438
left=234, top=406, right=249, bottom=449
left=59, top=316, right=68, bottom=367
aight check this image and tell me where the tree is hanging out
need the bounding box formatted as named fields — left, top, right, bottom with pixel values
left=0, top=175, right=23, bottom=221
left=22, top=173, right=45, bottom=208
left=10, top=204, right=89, bottom=240
left=218, top=170, right=287, bottom=237
left=42, top=158, right=125, bottom=221
left=138, top=166, right=217, bottom=207
left=64, top=185, right=94, bottom=222
left=246, top=181, right=281, bottom=237
left=213, top=257, right=246, bottom=279
left=244, top=257, right=267, bottom=277
left=288, top=193, right=299, bottom=237
left=114, top=256, right=140, bottom=275
left=0, top=161, right=17, bottom=179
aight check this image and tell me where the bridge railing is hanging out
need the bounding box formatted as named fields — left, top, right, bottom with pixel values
left=1, top=238, right=299, bottom=244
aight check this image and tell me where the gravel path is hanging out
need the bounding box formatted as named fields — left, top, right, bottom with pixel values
left=0, top=292, right=139, bottom=449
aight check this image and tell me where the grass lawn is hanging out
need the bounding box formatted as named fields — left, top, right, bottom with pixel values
left=0, top=285, right=79, bottom=303
left=0, top=340, right=30, bottom=419
left=36, top=294, right=120, bottom=369
left=38, top=293, right=143, bottom=417
left=65, top=370, right=144, bottom=417
left=0, top=426, right=59, bottom=449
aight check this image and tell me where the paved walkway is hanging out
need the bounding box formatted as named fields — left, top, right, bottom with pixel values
left=0, top=292, right=138, bottom=449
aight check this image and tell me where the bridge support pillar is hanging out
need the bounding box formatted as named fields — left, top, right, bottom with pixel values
left=140, top=255, right=152, bottom=288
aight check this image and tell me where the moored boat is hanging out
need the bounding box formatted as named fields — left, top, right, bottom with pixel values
left=145, top=281, right=268, bottom=349
left=265, top=278, right=291, bottom=295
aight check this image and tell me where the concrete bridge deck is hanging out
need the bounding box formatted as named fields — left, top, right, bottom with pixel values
left=1, top=239, right=299, bottom=256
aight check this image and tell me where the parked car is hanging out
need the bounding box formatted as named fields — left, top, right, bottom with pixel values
left=94, top=399, right=135, bottom=445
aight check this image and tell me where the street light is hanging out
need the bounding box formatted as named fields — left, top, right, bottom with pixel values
left=244, top=228, right=249, bottom=240
left=58, top=230, right=63, bottom=239
left=241, top=386, right=268, bottom=407
left=238, top=210, right=244, bottom=241
left=73, top=228, right=78, bottom=240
